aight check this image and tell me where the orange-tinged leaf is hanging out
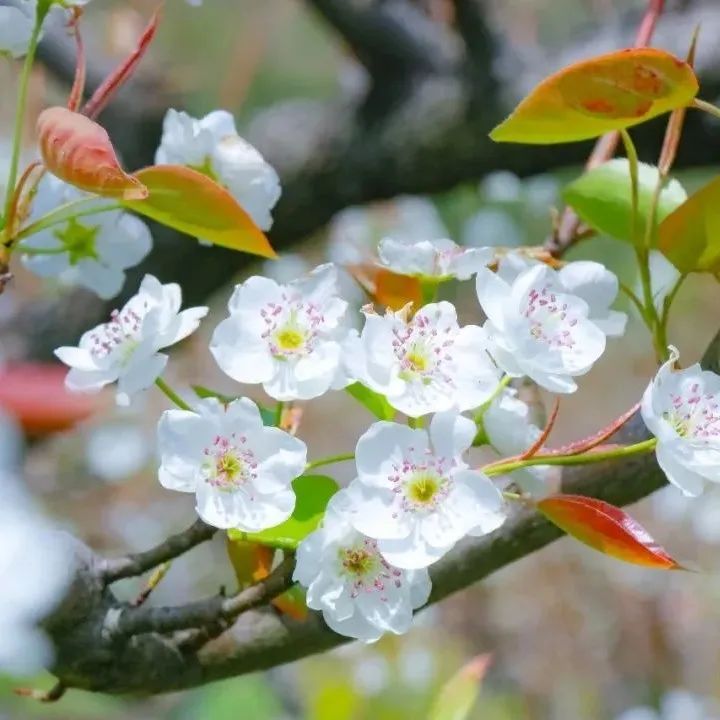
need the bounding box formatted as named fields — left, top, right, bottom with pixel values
left=348, top=263, right=422, bottom=310
left=226, top=538, right=308, bottom=620
left=658, top=175, right=720, bottom=273
left=36, top=107, right=147, bottom=199
left=123, top=165, right=276, bottom=258
left=429, top=654, right=492, bottom=720
left=0, top=363, right=103, bottom=436
left=491, top=49, right=698, bottom=144
left=537, top=494, right=682, bottom=569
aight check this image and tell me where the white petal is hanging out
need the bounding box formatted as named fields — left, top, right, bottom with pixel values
left=429, top=410, right=475, bottom=458
left=656, top=441, right=706, bottom=497
left=475, top=266, right=512, bottom=332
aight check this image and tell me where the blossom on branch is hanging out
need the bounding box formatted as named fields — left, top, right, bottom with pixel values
left=54, top=274, right=208, bottom=405
left=378, top=236, right=493, bottom=281
left=344, top=411, right=506, bottom=568
left=475, top=261, right=611, bottom=393
left=294, top=492, right=431, bottom=642
left=22, top=175, right=152, bottom=299
left=157, top=397, right=307, bottom=530
left=155, top=109, right=280, bottom=231
left=642, top=347, right=720, bottom=497
left=211, top=263, right=353, bottom=401
left=346, top=301, right=501, bottom=418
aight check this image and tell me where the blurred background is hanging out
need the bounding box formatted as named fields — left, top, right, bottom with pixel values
left=2, top=0, right=720, bottom=718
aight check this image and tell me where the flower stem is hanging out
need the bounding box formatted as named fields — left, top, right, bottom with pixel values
left=3, top=7, right=46, bottom=227
left=305, top=452, right=355, bottom=472
left=484, top=438, right=657, bottom=476
left=13, top=199, right=121, bottom=246
left=691, top=98, right=720, bottom=121
left=155, top=378, right=192, bottom=411
left=274, top=401, right=284, bottom=428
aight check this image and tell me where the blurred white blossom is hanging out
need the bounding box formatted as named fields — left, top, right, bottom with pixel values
left=85, top=423, right=150, bottom=483
left=22, top=175, right=152, bottom=300
left=0, top=476, right=71, bottom=674
left=156, top=109, right=280, bottom=230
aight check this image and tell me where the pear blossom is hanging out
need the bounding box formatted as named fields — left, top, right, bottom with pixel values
left=641, top=347, right=720, bottom=497
left=346, top=301, right=501, bottom=418
left=344, top=411, right=506, bottom=569
left=293, top=491, right=431, bottom=642
left=55, top=274, right=208, bottom=405
left=475, top=262, right=608, bottom=394
left=22, top=175, right=152, bottom=299
left=155, top=109, right=280, bottom=230
left=496, top=253, right=627, bottom=337
left=0, top=2, right=34, bottom=58
left=157, top=397, right=306, bottom=530
left=211, top=264, right=353, bottom=401
left=0, top=475, right=71, bottom=674
left=377, top=237, right=493, bottom=281
left=481, top=389, right=552, bottom=496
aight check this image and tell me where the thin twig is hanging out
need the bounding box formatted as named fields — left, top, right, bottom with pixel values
left=101, top=519, right=217, bottom=583
left=113, top=556, right=295, bottom=639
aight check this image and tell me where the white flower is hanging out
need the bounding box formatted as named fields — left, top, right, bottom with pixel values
left=344, top=411, right=506, bottom=568
left=378, top=237, right=493, bottom=281
left=155, top=109, right=280, bottom=230
left=346, top=301, right=501, bottom=418
left=475, top=262, right=608, bottom=393
left=211, top=263, right=353, bottom=401
left=157, top=397, right=306, bottom=530
left=293, top=491, right=431, bottom=642
left=22, top=175, right=152, bottom=299
left=481, top=389, right=552, bottom=496
left=641, top=347, right=720, bottom=497
left=55, top=274, right=208, bottom=406
left=496, top=253, right=627, bottom=337
left=0, top=1, right=91, bottom=58
left=0, top=475, right=71, bottom=674
left=0, top=1, right=34, bottom=58
left=328, top=196, right=448, bottom=267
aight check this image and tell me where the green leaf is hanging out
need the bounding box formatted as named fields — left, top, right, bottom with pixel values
left=658, top=175, right=720, bottom=273
left=122, top=164, right=276, bottom=257
left=228, top=474, right=339, bottom=549
left=429, top=655, right=491, bottom=720
left=191, top=385, right=275, bottom=425
left=563, top=159, right=686, bottom=245
left=346, top=382, right=395, bottom=421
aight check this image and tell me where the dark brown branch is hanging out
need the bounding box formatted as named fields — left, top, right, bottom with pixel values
left=111, top=556, right=294, bottom=638
left=101, top=519, right=216, bottom=583
left=305, top=0, right=456, bottom=76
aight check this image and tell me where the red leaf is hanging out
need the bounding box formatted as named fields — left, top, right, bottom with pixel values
left=82, top=7, right=161, bottom=120
left=0, top=363, right=103, bottom=436
left=37, top=107, right=147, bottom=200
left=537, top=494, right=683, bottom=569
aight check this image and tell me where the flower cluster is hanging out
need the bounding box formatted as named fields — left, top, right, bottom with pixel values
left=55, top=227, right=638, bottom=642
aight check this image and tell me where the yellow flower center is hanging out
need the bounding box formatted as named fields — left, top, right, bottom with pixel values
left=406, top=472, right=441, bottom=505
left=276, top=327, right=305, bottom=351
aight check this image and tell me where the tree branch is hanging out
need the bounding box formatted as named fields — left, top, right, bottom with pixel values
left=101, top=519, right=217, bottom=583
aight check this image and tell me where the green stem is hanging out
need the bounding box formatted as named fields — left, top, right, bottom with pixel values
left=620, top=128, right=665, bottom=362
left=14, top=244, right=67, bottom=256
left=13, top=199, right=121, bottom=245
left=476, top=374, right=511, bottom=415
left=155, top=378, right=192, bottom=411
left=657, top=273, right=687, bottom=350
left=484, top=438, right=657, bottom=477
left=4, top=9, right=45, bottom=226
left=305, top=452, right=355, bottom=472
left=408, top=416, right=424, bottom=429
left=274, top=401, right=285, bottom=427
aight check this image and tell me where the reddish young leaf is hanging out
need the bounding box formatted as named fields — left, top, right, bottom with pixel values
left=348, top=263, right=422, bottom=311
left=491, top=48, right=698, bottom=144
left=82, top=7, right=161, bottom=120
left=122, top=165, right=276, bottom=258
left=0, top=363, right=102, bottom=436
left=538, top=494, right=682, bottom=569
left=37, top=107, right=147, bottom=200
